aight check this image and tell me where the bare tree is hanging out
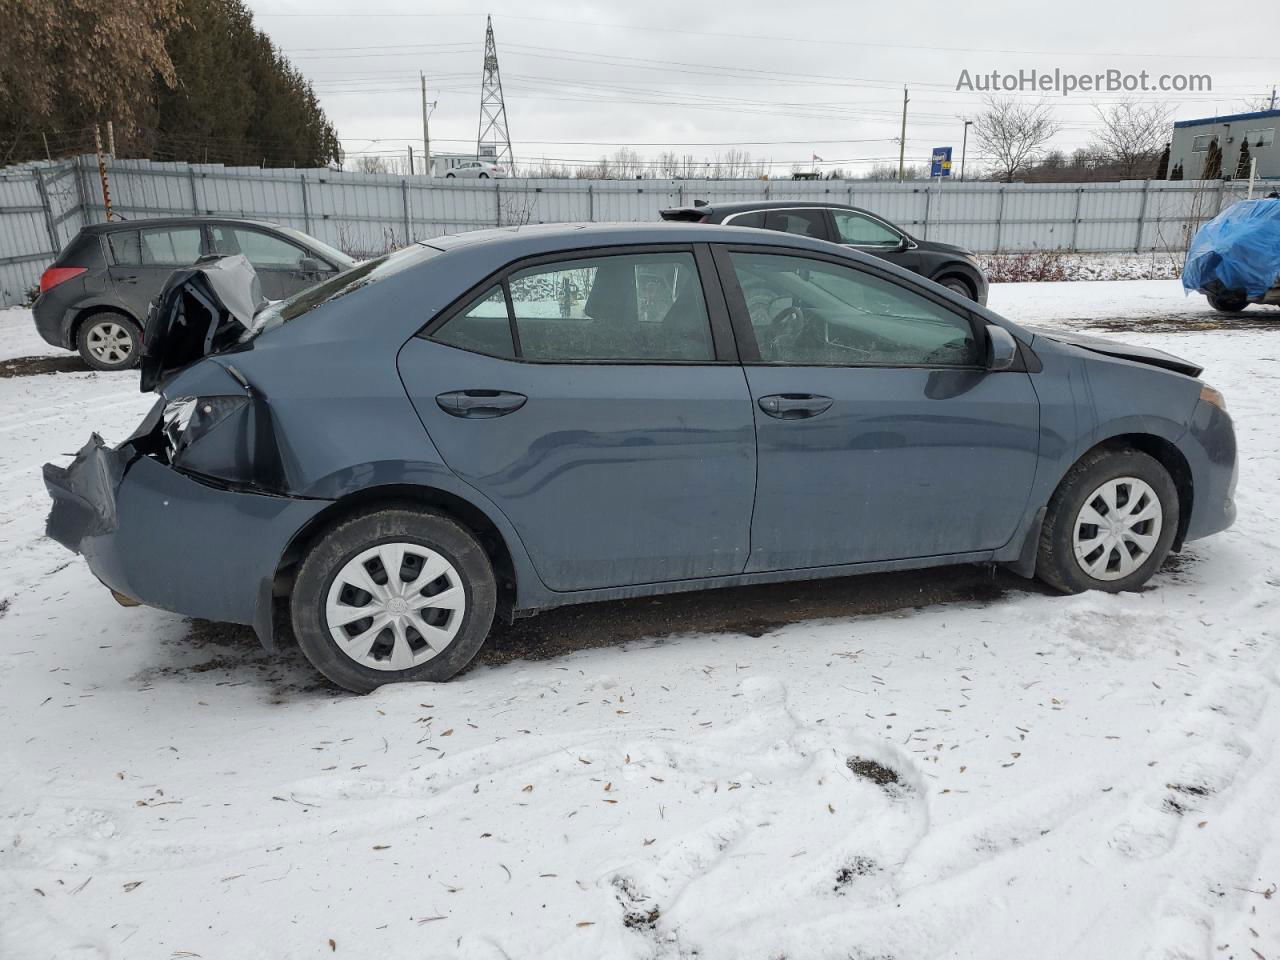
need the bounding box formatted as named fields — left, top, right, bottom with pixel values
left=972, top=96, right=1061, bottom=182
left=353, top=155, right=391, bottom=174
left=1088, top=101, right=1173, bottom=178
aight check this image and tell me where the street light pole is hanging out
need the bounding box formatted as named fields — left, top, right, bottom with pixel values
left=960, top=120, right=973, bottom=181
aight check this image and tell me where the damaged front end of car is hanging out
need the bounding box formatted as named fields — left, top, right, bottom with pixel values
left=43, top=255, right=330, bottom=647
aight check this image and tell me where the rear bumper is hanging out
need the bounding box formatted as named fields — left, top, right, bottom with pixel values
left=31, top=294, right=70, bottom=349
left=44, top=435, right=328, bottom=647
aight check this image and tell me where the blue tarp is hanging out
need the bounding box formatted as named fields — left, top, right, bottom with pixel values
left=1182, top=197, right=1280, bottom=300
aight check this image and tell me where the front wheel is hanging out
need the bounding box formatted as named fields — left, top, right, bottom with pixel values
left=938, top=276, right=975, bottom=301
left=1207, top=290, right=1249, bottom=314
left=77, top=313, right=141, bottom=370
left=1036, top=448, right=1179, bottom=594
left=290, top=508, right=496, bottom=692
left=445, top=172, right=456, bottom=179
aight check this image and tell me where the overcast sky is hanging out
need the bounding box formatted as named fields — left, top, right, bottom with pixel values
left=247, top=0, right=1278, bottom=175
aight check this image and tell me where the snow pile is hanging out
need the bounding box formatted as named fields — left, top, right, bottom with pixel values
left=1, top=287, right=1279, bottom=959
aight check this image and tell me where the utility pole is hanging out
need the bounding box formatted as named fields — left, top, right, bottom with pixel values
left=1271, top=86, right=1277, bottom=110
left=960, top=119, right=973, bottom=181
left=420, top=73, right=436, bottom=176
left=897, top=86, right=909, bottom=182
left=408, top=145, right=415, bottom=176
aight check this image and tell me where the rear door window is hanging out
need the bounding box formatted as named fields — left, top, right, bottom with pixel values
left=140, top=227, right=203, bottom=266
left=762, top=209, right=828, bottom=240
left=725, top=211, right=766, bottom=229
left=429, top=251, right=716, bottom=362
left=107, top=231, right=142, bottom=266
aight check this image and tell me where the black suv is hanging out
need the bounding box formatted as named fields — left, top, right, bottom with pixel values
left=33, top=217, right=356, bottom=370
left=660, top=201, right=988, bottom=304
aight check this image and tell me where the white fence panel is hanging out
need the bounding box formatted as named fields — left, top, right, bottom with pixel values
left=2, top=153, right=1271, bottom=306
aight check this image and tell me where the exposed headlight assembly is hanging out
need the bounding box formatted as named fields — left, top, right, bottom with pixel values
left=162, top=395, right=250, bottom=457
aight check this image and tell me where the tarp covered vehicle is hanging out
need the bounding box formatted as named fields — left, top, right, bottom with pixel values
left=1182, top=196, right=1280, bottom=313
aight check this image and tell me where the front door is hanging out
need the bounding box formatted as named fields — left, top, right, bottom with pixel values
left=398, top=246, right=757, bottom=592
left=715, top=246, right=1041, bottom=572
left=209, top=225, right=333, bottom=299
left=829, top=209, right=926, bottom=276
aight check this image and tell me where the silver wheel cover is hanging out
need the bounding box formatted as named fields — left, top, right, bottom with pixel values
left=324, top=541, right=466, bottom=671
left=1073, top=476, right=1163, bottom=581
left=86, top=321, right=134, bottom=365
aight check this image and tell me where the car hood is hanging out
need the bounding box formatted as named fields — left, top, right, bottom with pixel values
left=913, top=238, right=975, bottom=258
left=1027, top=326, right=1203, bottom=378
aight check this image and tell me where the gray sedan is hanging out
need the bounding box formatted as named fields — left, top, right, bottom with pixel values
left=45, top=223, right=1237, bottom=692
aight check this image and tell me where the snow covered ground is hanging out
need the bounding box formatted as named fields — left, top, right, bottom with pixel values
left=1, top=283, right=1278, bottom=960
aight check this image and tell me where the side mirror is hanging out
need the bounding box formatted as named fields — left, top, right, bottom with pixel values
left=986, top=325, right=1019, bottom=371
left=897, top=237, right=910, bottom=252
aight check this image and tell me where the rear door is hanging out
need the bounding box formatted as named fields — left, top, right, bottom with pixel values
left=208, top=225, right=335, bottom=299
left=106, top=225, right=205, bottom=320
left=397, top=245, right=757, bottom=592
left=714, top=244, right=1040, bottom=571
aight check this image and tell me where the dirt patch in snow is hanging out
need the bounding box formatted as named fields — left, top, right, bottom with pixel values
left=475, top=564, right=1032, bottom=669
left=0, top=355, right=88, bottom=378
left=846, top=756, right=902, bottom=788
left=1079, top=310, right=1280, bottom=334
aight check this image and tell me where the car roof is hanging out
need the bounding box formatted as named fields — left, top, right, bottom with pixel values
left=670, top=200, right=878, bottom=216
left=80, top=216, right=285, bottom=234
left=420, top=221, right=852, bottom=259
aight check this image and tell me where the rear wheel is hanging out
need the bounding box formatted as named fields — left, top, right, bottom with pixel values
left=290, top=507, right=496, bottom=692
left=445, top=172, right=456, bottom=179
left=1207, top=290, right=1249, bottom=314
left=1036, top=447, right=1179, bottom=594
left=76, top=313, right=140, bottom=370
left=478, top=172, right=490, bottom=179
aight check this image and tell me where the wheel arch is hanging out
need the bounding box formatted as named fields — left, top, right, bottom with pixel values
left=70, top=303, right=141, bottom=345
left=270, top=484, right=525, bottom=624
left=1071, top=433, right=1194, bottom=548
left=931, top=267, right=977, bottom=300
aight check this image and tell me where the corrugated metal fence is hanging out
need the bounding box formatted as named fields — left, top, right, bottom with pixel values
left=0, top=154, right=1260, bottom=306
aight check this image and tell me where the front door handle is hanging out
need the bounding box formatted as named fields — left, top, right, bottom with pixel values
left=758, top=394, right=833, bottom=420
left=436, top=390, right=527, bottom=419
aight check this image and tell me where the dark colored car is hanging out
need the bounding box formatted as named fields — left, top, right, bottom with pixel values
left=45, top=223, right=1236, bottom=694
left=32, top=217, right=356, bottom=370
left=661, top=201, right=988, bottom=304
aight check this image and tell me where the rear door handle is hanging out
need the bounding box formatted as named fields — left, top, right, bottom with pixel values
left=436, top=390, right=527, bottom=419
left=758, top=394, right=833, bottom=419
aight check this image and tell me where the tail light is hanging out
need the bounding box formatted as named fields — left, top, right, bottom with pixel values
left=39, top=266, right=87, bottom=294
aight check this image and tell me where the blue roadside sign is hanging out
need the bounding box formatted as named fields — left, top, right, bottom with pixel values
left=930, top=147, right=953, bottom=178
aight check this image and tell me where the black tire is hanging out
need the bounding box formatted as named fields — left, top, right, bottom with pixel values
left=1036, top=447, right=1179, bottom=594
left=478, top=172, right=490, bottom=179
left=1206, top=291, right=1249, bottom=314
left=290, top=507, right=497, bottom=693
left=76, top=312, right=141, bottom=370
left=445, top=172, right=456, bottom=179
left=938, top=276, right=975, bottom=301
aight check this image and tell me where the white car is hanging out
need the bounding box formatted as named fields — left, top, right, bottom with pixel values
left=443, top=161, right=506, bottom=179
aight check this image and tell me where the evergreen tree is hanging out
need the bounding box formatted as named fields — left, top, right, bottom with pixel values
left=0, top=0, right=340, bottom=167
left=1235, top=137, right=1252, bottom=180
left=1202, top=139, right=1223, bottom=179
left=1154, top=142, right=1170, bottom=180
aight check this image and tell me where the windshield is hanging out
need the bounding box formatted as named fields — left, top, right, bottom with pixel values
left=276, top=227, right=356, bottom=268
left=245, top=242, right=441, bottom=341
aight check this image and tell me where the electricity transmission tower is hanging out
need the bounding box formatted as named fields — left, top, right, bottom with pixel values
left=476, top=15, right=514, bottom=171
